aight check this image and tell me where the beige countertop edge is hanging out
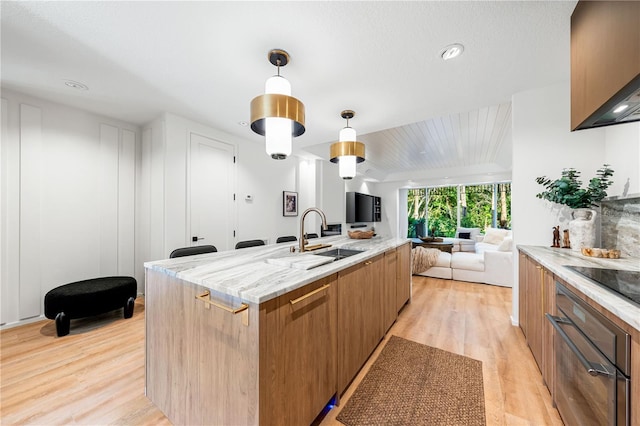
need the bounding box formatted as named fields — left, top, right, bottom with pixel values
left=518, top=245, right=640, bottom=332
left=144, top=236, right=411, bottom=305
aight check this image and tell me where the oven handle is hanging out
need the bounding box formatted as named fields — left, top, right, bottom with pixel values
left=546, top=314, right=614, bottom=378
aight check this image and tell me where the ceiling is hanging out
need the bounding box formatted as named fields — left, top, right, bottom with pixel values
left=1, top=1, right=577, bottom=183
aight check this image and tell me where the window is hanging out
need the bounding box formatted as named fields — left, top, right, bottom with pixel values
left=406, top=183, right=511, bottom=238
left=407, top=188, right=426, bottom=238
left=426, top=186, right=458, bottom=237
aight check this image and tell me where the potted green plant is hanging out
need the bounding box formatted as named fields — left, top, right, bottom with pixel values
left=535, top=164, right=614, bottom=251
left=535, top=164, right=614, bottom=208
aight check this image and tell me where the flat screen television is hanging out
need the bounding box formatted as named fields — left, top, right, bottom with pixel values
left=346, top=192, right=381, bottom=223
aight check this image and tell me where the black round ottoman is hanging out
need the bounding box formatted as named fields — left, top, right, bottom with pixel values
left=44, top=276, right=137, bottom=337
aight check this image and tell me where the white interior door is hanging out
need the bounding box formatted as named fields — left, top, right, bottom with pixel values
left=189, top=133, right=235, bottom=251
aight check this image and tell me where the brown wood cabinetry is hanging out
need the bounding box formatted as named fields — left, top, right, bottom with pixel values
left=396, top=242, right=411, bottom=312
left=553, top=275, right=640, bottom=426
left=525, top=256, right=543, bottom=371
left=145, top=270, right=261, bottom=426
left=541, top=267, right=555, bottom=393
left=259, top=274, right=338, bottom=426
left=571, top=1, right=640, bottom=130
left=147, top=242, right=412, bottom=425
left=519, top=248, right=640, bottom=425
left=146, top=270, right=337, bottom=426
left=337, top=254, right=385, bottom=394
left=383, top=249, right=398, bottom=333
left=518, top=251, right=555, bottom=393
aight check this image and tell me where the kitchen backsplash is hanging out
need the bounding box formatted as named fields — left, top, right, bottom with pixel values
left=601, top=195, right=640, bottom=259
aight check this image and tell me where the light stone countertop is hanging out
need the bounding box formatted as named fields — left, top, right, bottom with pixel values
left=518, top=245, right=640, bottom=332
left=145, top=236, right=410, bottom=304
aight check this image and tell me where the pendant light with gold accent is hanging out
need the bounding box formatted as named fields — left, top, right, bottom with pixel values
left=250, top=49, right=305, bottom=160
left=330, top=110, right=365, bottom=179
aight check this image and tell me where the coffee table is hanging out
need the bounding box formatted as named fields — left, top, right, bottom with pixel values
left=410, top=238, right=454, bottom=253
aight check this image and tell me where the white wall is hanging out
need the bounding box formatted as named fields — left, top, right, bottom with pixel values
left=1, top=89, right=139, bottom=327
left=319, top=160, right=345, bottom=225
left=512, top=81, right=606, bottom=247
left=604, top=122, right=640, bottom=197
left=511, top=80, right=612, bottom=324
left=375, top=181, right=402, bottom=238
left=141, top=113, right=320, bottom=260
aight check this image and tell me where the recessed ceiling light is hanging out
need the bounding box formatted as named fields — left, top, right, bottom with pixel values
left=440, top=43, right=464, bottom=61
left=63, top=80, right=88, bottom=91
left=613, top=104, right=629, bottom=114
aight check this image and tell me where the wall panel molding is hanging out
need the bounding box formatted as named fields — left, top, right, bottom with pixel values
left=99, top=124, right=119, bottom=276
left=19, top=104, right=43, bottom=319
left=1, top=98, right=21, bottom=324
left=137, top=127, right=152, bottom=290
left=119, top=129, right=136, bottom=276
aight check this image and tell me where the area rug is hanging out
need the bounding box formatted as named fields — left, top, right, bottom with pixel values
left=336, top=335, right=486, bottom=426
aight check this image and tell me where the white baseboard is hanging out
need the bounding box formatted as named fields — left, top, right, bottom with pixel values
left=510, top=315, right=519, bottom=326
left=1, top=314, right=46, bottom=330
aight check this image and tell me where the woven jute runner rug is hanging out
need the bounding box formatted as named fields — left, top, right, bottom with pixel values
left=336, top=335, right=486, bottom=426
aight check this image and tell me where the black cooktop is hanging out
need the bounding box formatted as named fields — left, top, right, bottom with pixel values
left=565, top=266, right=640, bottom=306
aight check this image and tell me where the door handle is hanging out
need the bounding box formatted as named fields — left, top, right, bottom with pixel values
left=546, top=314, right=614, bottom=377
left=192, top=236, right=204, bottom=242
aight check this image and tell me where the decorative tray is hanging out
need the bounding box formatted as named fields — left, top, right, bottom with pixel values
left=348, top=230, right=375, bottom=239
left=418, top=236, right=443, bottom=242
left=581, top=247, right=621, bottom=259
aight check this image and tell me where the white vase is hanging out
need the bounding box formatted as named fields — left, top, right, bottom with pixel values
left=568, top=208, right=597, bottom=251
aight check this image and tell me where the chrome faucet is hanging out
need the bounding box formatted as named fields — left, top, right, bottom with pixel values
left=299, top=207, right=328, bottom=252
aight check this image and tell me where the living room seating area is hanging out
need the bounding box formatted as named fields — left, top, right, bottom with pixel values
left=414, top=227, right=514, bottom=287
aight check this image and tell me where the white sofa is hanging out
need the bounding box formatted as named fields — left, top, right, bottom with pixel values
left=415, top=228, right=514, bottom=287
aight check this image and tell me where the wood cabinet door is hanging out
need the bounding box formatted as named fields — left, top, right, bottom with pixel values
left=383, top=249, right=398, bottom=333
left=525, top=258, right=544, bottom=372
left=337, top=254, right=384, bottom=395
left=145, top=270, right=199, bottom=426
left=571, top=1, right=640, bottom=130
left=146, top=270, right=260, bottom=426
left=542, top=269, right=555, bottom=396
left=259, top=275, right=338, bottom=426
left=518, top=252, right=528, bottom=337
left=395, top=242, right=411, bottom=312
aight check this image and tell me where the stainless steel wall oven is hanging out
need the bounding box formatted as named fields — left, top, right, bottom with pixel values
left=547, top=281, right=631, bottom=426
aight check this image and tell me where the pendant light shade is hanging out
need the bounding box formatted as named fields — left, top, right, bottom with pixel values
left=250, top=49, right=305, bottom=160
left=330, top=110, right=365, bottom=180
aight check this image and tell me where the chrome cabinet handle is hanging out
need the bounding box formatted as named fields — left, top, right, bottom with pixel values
left=546, top=314, right=613, bottom=377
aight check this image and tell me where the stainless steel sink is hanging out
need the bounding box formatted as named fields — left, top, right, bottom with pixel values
left=314, top=248, right=364, bottom=261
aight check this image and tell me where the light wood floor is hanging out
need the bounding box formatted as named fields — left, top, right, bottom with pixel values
left=1, top=277, right=562, bottom=425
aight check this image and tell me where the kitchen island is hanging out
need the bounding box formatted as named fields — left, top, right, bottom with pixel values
left=144, top=236, right=411, bottom=426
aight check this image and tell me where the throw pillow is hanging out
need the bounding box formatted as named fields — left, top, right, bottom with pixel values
left=483, top=228, right=510, bottom=245
left=498, top=237, right=513, bottom=252
left=456, top=227, right=480, bottom=239
left=458, top=232, right=471, bottom=239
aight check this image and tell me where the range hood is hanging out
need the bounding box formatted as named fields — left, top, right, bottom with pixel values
left=571, top=1, right=640, bottom=131
left=575, top=78, right=640, bottom=130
